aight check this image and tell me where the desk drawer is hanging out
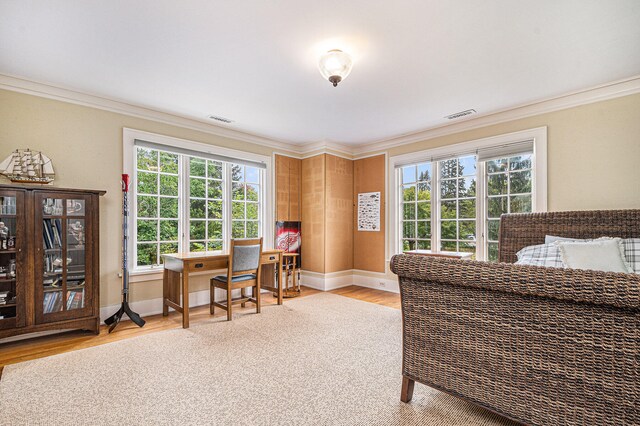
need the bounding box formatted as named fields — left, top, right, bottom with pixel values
left=261, top=253, right=280, bottom=264
left=186, top=259, right=228, bottom=272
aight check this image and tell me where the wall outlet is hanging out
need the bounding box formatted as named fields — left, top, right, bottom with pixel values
left=379, top=281, right=386, bottom=287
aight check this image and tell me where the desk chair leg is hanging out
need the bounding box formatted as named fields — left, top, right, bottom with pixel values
left=255, top=284, right=261, bottom=313
left=210, top=282, right=215, bottom=315
left=226, top=287, right=233, bottom=321
left=241, top=288, right=246, bottom=308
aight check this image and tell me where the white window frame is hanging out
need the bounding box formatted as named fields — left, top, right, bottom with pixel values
left=388, top=127, right=547, bottom=260
left=123, top=128, right=273, bottom=276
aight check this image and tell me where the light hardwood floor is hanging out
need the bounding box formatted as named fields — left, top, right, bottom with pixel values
left=0, top=285, right=399, bottom=375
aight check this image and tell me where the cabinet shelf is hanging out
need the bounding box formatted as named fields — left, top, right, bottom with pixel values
left=0, top=185, right=105, bottom=339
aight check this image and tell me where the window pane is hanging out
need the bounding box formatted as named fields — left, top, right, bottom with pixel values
left=440, top=180, right=456, bottom=199
left=190, top=221, right=206, bottom=240
left=459, top=242, right=475, bottom=253
left=232, top=165, right=244, bottom=182
left=137, top=196, right=157, bottom=218
left=245, top=167, right=260, bottom=184
left=246, top=184, right=259, bottom=202
left=232, top=202, right=245, bottom=219
left=417, top=163, right=431, bottom=182
left=510, top=194, right=532, bottom=213
left=246, top=203, right=258, bottom=220
left=488, top=219, right=501, bottom=241
left=137, top=243, right=157, bottom=266
left=458, top=221, right=476, bottom=241
left=510, top=170, right=532, bottom=194
left=159, top=197, right=178, bottom=218
left=441, top=201, right=456, bottom=219
left=488, top=242, right=499, bottom=261
left=137, top=172, right=157, bottom=194
left=441, top=240, right=457, bottom=251
left=509, top=154, right=531, bottom=171
left=403, top=221, right=415, bottom=239
left=207, top=240, right=223, bottom=251
left=487, top=174, right=508, bottom=195
left=137, top=220, right=157, bottom=242
left=207, top=180, right=223, bottom=199
left=488, top=197, right=508, bottom=218
left=417, top=240, right=431, bottom=250
left=487, top=158, right=507, bottom=173
left=459, top=199, right=475, bottom=219
left=417, top=221, right=430, bottom=239
left=232, top=183, right=245, bottom=200
left=190, top=158, right=206, bottom=177
left=403, top=239, right=416, bottom=251
left=459, top=177, right=476, bottom=198
left=208, top=161, right=222, bottom=179
left=417, top=202, right=431, bottom=220
left=440, top=221, right=456, bottom=239
left=190, top=241, right=206, bottom=252
left=417, top=182, right=431, bottom=201
left=208, top=220, right=223, bottom=239
left=159, top=152, right=178, bottom=174
left=159, top=174, right=178, bottom=196
left=232, top=220, right=245, bottom=238
left=402, top=166, right=416, bottom=184
left=207, top=200, right=223, bottom=219
left=440, top=159, right=458, bottom=179
left=160, top=242, right=178, bottom=255
left=190, top=199, right=206, bottom=219
left=459, top=155, right=476, bottom=175
left=403, top=185, right=416, bottom=202
left=137, top=148, right=157, bottom=171
left=246, top=221, right=259, bottom=238
left=160, top=220, right=178, bottom=241
left=403, top=203, right=416, bottom=220
left=190, top=177, right=206, bottom=198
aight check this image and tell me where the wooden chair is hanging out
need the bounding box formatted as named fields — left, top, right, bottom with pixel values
left=210, top=238, right=263, bottom=321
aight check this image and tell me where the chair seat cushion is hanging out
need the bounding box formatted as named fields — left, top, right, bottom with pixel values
left=212, top=274, right=257, bottom=283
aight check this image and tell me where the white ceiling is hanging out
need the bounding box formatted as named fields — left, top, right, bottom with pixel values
left=1, top=1, right=639, bottom=146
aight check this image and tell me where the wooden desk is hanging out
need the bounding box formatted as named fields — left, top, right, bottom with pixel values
left=162, top=250, right=283, bottom=328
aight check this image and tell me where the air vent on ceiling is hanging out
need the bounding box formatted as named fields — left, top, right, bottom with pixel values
left=445, top=109, right=476, bottom=120
left=208, top=115, right=234, bottom=124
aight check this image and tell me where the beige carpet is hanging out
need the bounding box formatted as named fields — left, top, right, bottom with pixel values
left=0, top=293, right=517, bottom=426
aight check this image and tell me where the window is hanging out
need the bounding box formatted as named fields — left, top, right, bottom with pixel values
left=393, top=128, right=547, bottom=261
left=129, top=136, right=267, bottom=271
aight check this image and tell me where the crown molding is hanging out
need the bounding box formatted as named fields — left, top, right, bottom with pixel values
left=349, top=74, right=640, bottom=156
left=2, top=73, right=638, bottom=159
left=0, top=73, right=301, bottom=153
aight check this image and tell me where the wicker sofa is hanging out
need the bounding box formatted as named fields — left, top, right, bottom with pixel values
left=390, top=210, right=639, bottom=426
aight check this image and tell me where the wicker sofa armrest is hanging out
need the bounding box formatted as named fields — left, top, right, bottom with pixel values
left=390, top=254, right=640, bottom=310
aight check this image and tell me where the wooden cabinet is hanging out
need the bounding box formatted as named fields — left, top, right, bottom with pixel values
left=0, top=185, right=105, bottom=339
left=275, top=155, right=301, bottom=222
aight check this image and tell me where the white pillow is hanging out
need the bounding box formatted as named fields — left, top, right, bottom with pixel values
left=557, top=238, right=632, bottom=273
left=515, top=243, right=564, bottom=268
left=545, top=235, right=588, bottom=244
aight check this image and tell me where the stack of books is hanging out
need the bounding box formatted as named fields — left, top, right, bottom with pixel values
left=43, top=218, right=62, bottom=249
left=0, top=291, right=11, bottom=305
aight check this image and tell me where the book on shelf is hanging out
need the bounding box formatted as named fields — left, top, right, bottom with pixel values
left=66, top=290, right=84, bottom=310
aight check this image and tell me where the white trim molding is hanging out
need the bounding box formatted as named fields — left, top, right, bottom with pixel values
left=2, top=73, right=638, bottom=158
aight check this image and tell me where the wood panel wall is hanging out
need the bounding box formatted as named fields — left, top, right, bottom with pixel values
left=301, top=154, right=325, bottom=273
left=353, top=154, right=386, bottom=272
left=275, top=155, right=301, bottom=222
left=325, top=154, right=354, bottom=273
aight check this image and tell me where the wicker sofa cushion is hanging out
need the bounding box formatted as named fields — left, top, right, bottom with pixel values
left=515, top=243, right=564, bottom=268
left=557, top=238, right=632, bottom=273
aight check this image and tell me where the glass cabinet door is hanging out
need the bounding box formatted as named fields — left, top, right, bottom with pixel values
left=0, top=190, right=25, bottom=329
left=36, top=192, right=93, bottom=323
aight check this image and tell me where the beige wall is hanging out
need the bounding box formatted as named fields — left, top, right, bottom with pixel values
left=2, top=88, right=639, bottom=305
left=0, top=89, right=297, bottom=308
left=387, top=93, right=640, bottom=211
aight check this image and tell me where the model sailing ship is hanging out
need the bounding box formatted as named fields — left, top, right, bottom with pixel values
left=0, top=149, right=55, bottom=183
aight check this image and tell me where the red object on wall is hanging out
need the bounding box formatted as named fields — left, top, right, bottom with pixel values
left=276, top=221, right=301, bottom=267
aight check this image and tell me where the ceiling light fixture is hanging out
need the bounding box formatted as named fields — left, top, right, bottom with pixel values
left=318, top=49, right=353, bottom=87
